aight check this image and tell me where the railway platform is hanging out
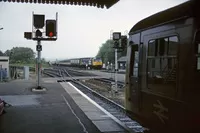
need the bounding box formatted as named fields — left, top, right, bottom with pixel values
left=0, top=78, right=129, bottom=133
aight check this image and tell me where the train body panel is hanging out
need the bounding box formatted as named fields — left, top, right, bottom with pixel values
left=126, top=1, right=200, bottom=133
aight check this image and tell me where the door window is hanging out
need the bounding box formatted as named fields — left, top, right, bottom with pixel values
left=133, top=51, right=139, bottom=77
left=197, top=43, right=200, bottom=70
left=147, top=36, right=178, bottom=97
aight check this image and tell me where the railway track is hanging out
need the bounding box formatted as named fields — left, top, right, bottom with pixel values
left=43, top=68, right=62, bottom=77
left=43, top=68, right=147, bottom=133
left=93, top=78, right=125, bottom=89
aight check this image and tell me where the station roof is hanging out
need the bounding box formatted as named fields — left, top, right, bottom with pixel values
left=129, top=0, right=199, bottom=33
left=0, top=0, right=119, bottom=9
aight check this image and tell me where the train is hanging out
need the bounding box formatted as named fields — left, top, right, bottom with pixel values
left=125, top=1, right=200, bottom=133
left=57, top=57, right=103, bottom=69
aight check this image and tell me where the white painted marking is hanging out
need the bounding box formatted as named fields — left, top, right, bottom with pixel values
left=153, top=100, right=169, bottom=124
left=32, top=88, right=46, bottom=92
left=66, top=82, right=131, bottom=132
left=100, top=115, right=110, bottom=118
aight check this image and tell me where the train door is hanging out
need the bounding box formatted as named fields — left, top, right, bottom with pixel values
left=139, top=32, right=181, bottom=132
left=130, top=43, right=140, bottom=113
left=189, top=30, right=200, bottom=102
left=195, top=30, right=200, bottom=79
left=125, top=39, right=141, bottom=114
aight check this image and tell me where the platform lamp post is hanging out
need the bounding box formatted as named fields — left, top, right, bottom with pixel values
left=112, top=32, right=121, bottom=93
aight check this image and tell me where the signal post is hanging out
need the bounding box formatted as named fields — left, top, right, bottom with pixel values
left=24, top=13, right=58, bottom=90
left=112, top=32, right=127, bottom=93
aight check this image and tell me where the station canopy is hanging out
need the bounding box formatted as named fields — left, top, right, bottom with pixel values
left=0, top=0, right=119, bottom=8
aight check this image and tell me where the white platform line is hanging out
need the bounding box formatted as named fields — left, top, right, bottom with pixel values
left=66, top=82, right=131, bottom=132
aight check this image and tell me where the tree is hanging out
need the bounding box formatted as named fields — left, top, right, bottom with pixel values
left=96, top=39, right=127, bottom=64
left=4, top=50, right=11, bottom=56
left=0, top=50, right=4, bottom=56
left=4, top=47, right=36, bottom=64
left=96, top=40, right=115, bottom=64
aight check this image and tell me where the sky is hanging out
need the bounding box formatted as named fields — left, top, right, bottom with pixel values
left=0, top=0, right=188, bottom=61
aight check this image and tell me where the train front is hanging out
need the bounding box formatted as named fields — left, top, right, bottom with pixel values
left=92, top=58, right=103, bottom=69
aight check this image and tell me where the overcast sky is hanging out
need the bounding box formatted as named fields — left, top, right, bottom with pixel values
left=0, top=0, right=188, bottom=61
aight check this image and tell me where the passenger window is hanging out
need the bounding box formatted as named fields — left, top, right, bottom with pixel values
left=133, top=51, right=139, bottom=77
left=168, top=36, right=178, bottom=55
left=197, top=44, right=200, bottom=70
left=159, top=38, right=166, bottom=56
left=147, top=36, right=178, bottom=97
left=148, top=40, right=155, bottom=56
left=152, top=59, right=155, bottom=68
left=197, top=58, right=200, bottom=70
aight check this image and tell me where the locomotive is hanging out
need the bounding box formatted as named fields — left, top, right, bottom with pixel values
left=125, top=1, right=200, bottom=133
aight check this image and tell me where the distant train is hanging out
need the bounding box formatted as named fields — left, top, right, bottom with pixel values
left=57, top=57, right=103, bottom=69
left=125, top=1, right=200, bottom=133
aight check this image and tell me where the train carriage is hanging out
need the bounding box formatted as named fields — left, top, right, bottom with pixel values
left=58, top=57, right=103, bottom=69
left=125, top=1, right=200, bottom=133
left=70, top=58, right=80, bottom=67
left=79, top=57, right=93, bottom=68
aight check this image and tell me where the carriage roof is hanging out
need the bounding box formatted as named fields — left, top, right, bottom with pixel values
left=129, top=0, right=199, bottom=34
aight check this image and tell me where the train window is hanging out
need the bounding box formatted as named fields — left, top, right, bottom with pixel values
left=168, top=36, right=178, bottom=55
left=147, top=36, right=178, bottom=97
left=197, top=58, right=200, bottom=70
left=148, top=40, right=156, bottom=56
left=152, top=59, right=155, bottom=68
left=168, top=58, right=172, bottom=69
left=197, top=44, right=200, bottom=70
left=133, top=51, right=139, bottom=77
left=158, top=38, right=166, bottom=56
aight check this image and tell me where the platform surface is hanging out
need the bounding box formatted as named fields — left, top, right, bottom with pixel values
left=0, top=79, right=128, bottom=133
